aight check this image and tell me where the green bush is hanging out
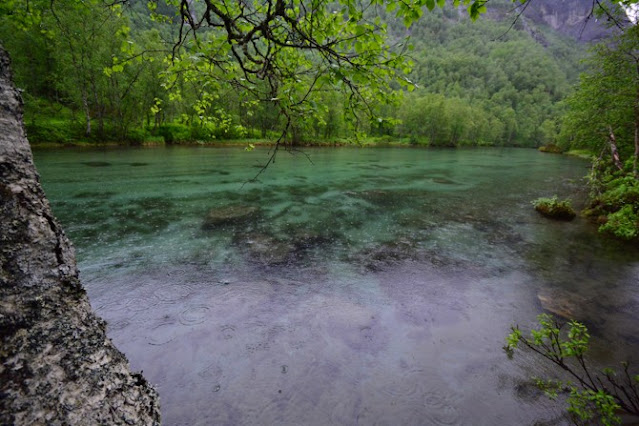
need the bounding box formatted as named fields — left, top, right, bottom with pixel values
left=126, top=128, right=149, bottom=145
left=583, top=171, right=639, bottom=240
left=538, top=144, right=563, bottom=153
left=532, top=196, right=576, bottom=221
left=599, top=204, right=639, bottom=240
left=189, top=125, right=215, bottom=142
left=156, top=123, right=191, bottom=144
left=26, top=121, right=78, bottom=143
left=600, top=176, right=639, bottom=208
left=212, top=123, right=248, bottom=140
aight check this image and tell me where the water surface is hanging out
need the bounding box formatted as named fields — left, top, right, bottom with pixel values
left=34, top=147, right=639, bottom=425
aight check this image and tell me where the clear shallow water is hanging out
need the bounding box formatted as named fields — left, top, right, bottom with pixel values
left=33, top=146, right=639, bottom=425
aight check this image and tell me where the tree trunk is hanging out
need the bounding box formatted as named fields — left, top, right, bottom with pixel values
left=634, top=122, right=638, bottom=177
left=82, top=89, right=92, bottom=136
left=634, top=82, right=639, bottom=178
left=0, top=45, right=160, bottom=425
left=608, top=126, right=624, bottom=171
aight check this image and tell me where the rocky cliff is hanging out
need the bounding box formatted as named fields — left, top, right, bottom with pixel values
left=0, top=45, right=161, bottom=425
left=522, top=0, right=615, bottom=43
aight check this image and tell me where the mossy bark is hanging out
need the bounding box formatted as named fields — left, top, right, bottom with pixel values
left=0, top=45, right=161, bottom=424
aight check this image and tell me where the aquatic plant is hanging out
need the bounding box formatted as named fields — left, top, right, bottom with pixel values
left=505, top=314, right=639, bottom=425
left=532, top=196, right=576, bottom=221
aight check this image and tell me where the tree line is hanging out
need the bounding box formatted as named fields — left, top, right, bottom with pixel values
left=0, top=0, right=583, bottom=147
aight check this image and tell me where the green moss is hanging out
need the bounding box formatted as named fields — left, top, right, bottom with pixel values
left=532, top=196, right=576, bottom=221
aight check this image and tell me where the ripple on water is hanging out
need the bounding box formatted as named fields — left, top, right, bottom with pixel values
left=179, top=305, right=211, bottom=325
left=197, top=362, right=223, bottom=380
left=147, top=321, right=180, bottom=346
left=328, top=395, right=362, bottom=426
left=95, top=300, right=129, bottom=313
left=219, top=324, right=236, bottom=340
left=376, top=365, right=461, bottom=426
left=423, top=391, right=461, bottom=425
left=108, top=319, right=130, bottom=331
left=154, top=283, right=193, bottom=302
left=249, top=386, right=317, bottom=426
left=380, top=365, right=429, bottom=400
left=126, top=295, right=160, bottom=312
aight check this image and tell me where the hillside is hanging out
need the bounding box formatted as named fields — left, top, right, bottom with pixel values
left=0, top=0, right=600, bottom=147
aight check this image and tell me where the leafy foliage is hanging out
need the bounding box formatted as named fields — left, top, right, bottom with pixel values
left=532, top=196, right=576, bottom=221
left=557, top=15, right=639, bottom=241
left=538, top=144, right=562, bottom=154
left=505, top=314, right=639, bottom=425
left=1, top=0, right=584, bottom=147
left=582, top=160, right=639, bottom=240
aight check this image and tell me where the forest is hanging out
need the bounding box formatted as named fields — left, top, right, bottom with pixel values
left=1, top=0, right=582, bottom=147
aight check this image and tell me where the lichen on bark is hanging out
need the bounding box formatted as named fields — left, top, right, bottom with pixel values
left=0, top=45, right=161, bottom=425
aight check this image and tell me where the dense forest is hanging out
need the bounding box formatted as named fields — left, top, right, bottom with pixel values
left=0, top=0, right=584, bottom=147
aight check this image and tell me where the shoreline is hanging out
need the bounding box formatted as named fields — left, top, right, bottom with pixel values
left=29, top=139, right=547, bottom=150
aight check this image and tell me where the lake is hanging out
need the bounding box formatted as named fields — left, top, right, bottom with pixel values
left=33, top=146, right=639, bottom=425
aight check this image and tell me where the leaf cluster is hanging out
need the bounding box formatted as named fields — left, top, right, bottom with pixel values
left=584, top=163, right=639, bottom=240
left=505, top=314, right=639, bottom=425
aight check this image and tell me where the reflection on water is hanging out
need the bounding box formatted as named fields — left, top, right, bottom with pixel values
left=34, top=147, right=639, bottom=425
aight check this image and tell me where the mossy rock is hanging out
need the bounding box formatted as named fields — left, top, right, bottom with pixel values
left=533, top=196, right=576, bottom=221
left=538, top=144, right=563, bottom=154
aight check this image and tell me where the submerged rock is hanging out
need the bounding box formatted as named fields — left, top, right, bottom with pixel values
left=202, top=204, right=260, bottom=228
left=537, top=287, right=588, bottom=320
left=238, top=233, right=293, bottom=265
left=346, top=189, right=393, bottom=205
left=290, top=229, right=333, bottom=250
left=351, top=239, right=418, bottom=271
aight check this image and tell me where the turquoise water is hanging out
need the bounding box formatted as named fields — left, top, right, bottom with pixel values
left=34, top=146, right=639, bottom=425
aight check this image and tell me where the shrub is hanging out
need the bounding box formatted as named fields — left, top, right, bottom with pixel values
left=532, top=196, right=576, bottom=221
left=538, top=144, right=563, bottom=153
left=26, top=121, right=78, bottom=143
left=583, top=171, right=639, bottom=240
left=156, top=123, right=191, bottom=144
left=505, top=314, right=638, bottom=426
left=126, top=128, right=149, bottom=145
left=599, top=205, right=639, bottom=240
left=189, top=125, right=215, bottom=142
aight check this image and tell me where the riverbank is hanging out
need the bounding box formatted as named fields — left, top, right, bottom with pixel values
left=29, top=136, right=537, bottom=149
